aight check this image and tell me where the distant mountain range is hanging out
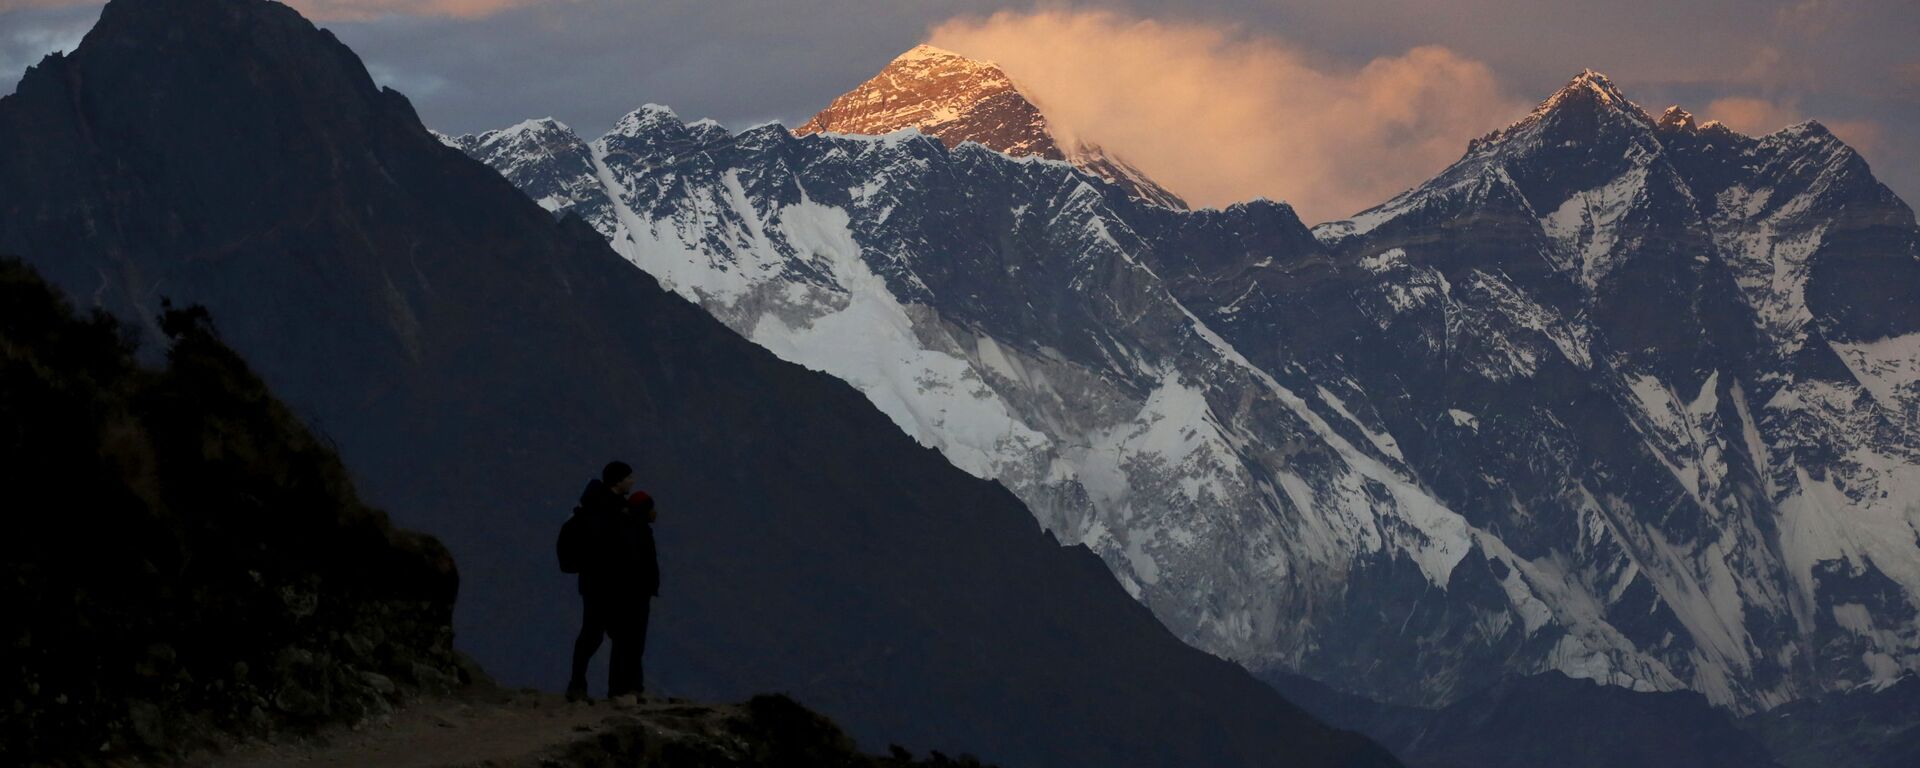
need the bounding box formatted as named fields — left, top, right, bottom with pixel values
left=7, top=0, right=1918, bottom=763
left=450, top=47, right=1920, bottom=722
left=0, top=2, right=1396, bottom=766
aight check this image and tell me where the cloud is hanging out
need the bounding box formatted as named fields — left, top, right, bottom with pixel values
left=926, top=9, right=1525, bottom=222
left=1772, top=0, right=1856, bottom=39
left=0, top=0, right=86, bottom=11
left=283, top=0, right=551, bottom=21
left=365, top=60, right=450, bottom=96
left=0, top=3, right=97, bottom=94
left=1898, top=60, right=1920, bottom=102
left=0, top=0, right=548, bottom=20
left=1706, top=95, right=1885, bottom=153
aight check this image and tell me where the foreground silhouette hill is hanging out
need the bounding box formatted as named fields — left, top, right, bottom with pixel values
left=0, top=258, right=465, bottom=763
left=0, top=259, right=995, bottom=766
left=0, top=1, right=1395, bottom=765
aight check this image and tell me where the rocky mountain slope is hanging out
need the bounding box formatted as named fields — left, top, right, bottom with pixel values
left=0, top=258, right=466, bottom=764
left=455, top=63, right=1920, bottom=718
left=793, top=44, right=1186, bottom=209
left=0, top=2, right=1395, bottom=766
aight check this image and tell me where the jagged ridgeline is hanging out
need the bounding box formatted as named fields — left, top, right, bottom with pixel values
left=0, top=258, right=464, bottom=762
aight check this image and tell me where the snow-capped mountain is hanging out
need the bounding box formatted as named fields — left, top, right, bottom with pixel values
left=450, top=70, right=1920, bottom=715
left=796, top=44, right=1187, bottom=209
left=459, top=106, right=1492, bottom=703
left=1273, top=70, right=1920, bottom=711
left=437, top=118, right=612, bottom=216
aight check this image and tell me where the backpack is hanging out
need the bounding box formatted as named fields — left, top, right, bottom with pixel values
left=556, top=506, right=590, bottom=574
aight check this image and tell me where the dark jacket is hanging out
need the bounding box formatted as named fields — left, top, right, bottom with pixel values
left=576, top=478, right=659, bottom=597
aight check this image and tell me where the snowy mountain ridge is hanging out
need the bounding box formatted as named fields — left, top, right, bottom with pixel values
left=571, top=107, right=1495, bottom=689
left=449, top=69, right=1920, bottom=715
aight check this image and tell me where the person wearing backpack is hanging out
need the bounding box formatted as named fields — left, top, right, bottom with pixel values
left=563, top=460, right=659, bottom=703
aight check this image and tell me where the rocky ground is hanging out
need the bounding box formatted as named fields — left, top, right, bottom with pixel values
left=209, top=679, right=993, bottom=768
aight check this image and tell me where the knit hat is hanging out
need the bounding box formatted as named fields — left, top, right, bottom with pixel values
left=627, top=490, right=655, bottom=514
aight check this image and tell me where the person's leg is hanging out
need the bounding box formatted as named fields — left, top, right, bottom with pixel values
left=606, top=594, right=652, bottom=697
left=569, top=592, right=604, bottom=698
left=631, top=595, right=651, bottom=695
left=605, top=595, right=634, bottom=698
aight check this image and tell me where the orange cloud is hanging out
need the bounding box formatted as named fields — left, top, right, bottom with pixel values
left=0, top=0, right=547, bottom=20
left=1706, top=96, right=1884, bottom=153
left=926, top=9, right=1525, bottom=223
left=1898, top=60, right=1920, bottom=102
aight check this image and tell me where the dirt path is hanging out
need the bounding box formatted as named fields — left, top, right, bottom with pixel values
left=206, top=688, right=730, bottom=768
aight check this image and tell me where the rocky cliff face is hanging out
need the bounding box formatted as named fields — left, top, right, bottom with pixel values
left=456, top=68, right=1920, bottom=716
left=0, top=259, right=464, bottom=764
left=0, top=3, right=1394, bottom=766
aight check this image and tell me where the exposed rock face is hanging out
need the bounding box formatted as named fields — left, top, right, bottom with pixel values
left=796, top=44, right=1187, bottom=209
left=0, top=259, right=464, bottom=764
left=0, top=2, right=1396, bottom=767
left=456, top=68, right=1920, bottom=717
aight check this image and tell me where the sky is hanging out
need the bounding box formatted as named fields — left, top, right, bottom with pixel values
left=2, top=0, right=1916, bottom=222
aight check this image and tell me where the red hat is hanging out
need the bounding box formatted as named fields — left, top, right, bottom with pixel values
left=627, top=490, right=655, bottom=513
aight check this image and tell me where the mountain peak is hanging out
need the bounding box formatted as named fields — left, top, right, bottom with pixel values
left=435, top=117, right=575, bottom=155
left=75, top=0, right=379, bottom=99
left=493, top=116, right=572, bottom=139
left=796, top=44, right=1187, bottom=208
left=881, top=43, right=1008, bottom=81
left=1769, top=119, right=1857, bottom=154
left=1534, top=68, right=1648, bottom=122
left=1784, top=118, right=1832, bottom=137
left=1568, top=68, right=1620, bottom=90
left=1657, top=105, right=1698, bottom=133
left=891, top=43, right=978, bottom=66
left=1470, top=68, right=1656, bottom=151
left=608, top=103, right=685, bottom=136
left=796, top=44, right=1036, bottom=151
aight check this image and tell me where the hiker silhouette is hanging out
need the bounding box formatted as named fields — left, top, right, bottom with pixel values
left=564, top=460, right=659, bottom=701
